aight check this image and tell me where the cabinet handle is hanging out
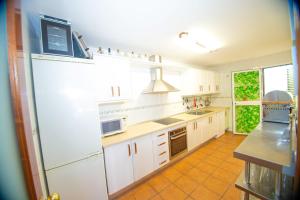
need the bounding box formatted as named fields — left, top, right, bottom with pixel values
left=209, top=85, right=211, bottom=91
left=196, top=122, right=198, bottom=129
left=111, top=86, right=114, bottom=97
left=159, top=151, right=166, bottom=156
left=128, top=144, right=131, bottom=156
left=118, top=86, right=120, bottom=96
left=158, top=142, right=166, bottom=146
left=134, top=143, right=137, bottom=154
left=159, top=160, right=167, bottom=165
left=157, top=133, right=165, bottom=137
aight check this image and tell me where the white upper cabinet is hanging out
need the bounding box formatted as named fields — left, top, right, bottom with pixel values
left=214, top=72, right=221, bottom=93
left=182, top=68, right=220, bottom=96
left=94, top=55, right=131, bottom=102
left=182, top=68, right=200, bottom=95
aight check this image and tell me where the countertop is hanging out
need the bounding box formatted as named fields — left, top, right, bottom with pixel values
left=234, top=122, right=295, bottom=171
left=102, top=106, right=228, bottom=147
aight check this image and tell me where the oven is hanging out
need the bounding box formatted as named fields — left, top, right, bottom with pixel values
left=169, top=127, right=187, bottom=159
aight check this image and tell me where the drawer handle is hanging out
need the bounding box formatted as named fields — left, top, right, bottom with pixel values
left=159, top=151, right=166, bottom=156
left=158, top=142, right=166, bottom=146
left=128, top=144, right=131, bottom=156
left=157, top=133, right=165, bottom=137
left=134, top=142, right=137, bottom=154
left=159, top=160, right=167, bottom=165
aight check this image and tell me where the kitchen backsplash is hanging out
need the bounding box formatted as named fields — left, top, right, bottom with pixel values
left=99, top=101, right=185, bottom=125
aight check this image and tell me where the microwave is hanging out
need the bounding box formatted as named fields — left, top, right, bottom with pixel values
left=100, top=115, right=127, bottom=137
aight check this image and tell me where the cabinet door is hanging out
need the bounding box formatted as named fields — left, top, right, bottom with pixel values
left=214, top=72, right=221, bottom=93
left=132, top=134, right=154, bottom=181
left=104, top=141, right=134, bottom=194
left=199, top=117, right=210, bottom=143
left=182, top=69, right=200, bottom=95
left=195, top=119, right=203, bottom=145
left=94, top=55, right=131, bottom=101
left=207, top=71, right=215, bottom=93
left=187, top=121, right=197, bottom=151
left=209, top=114, right=218, bottom=138
left=217, top=111, right=226, bottom=137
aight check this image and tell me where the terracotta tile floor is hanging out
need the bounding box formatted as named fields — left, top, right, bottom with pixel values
left=116, top=133, right=247, bottom=200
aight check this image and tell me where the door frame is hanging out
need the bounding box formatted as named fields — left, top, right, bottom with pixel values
left=231, top=69, right=263, bottom=134
left=6, top=0, right=43, bottom=199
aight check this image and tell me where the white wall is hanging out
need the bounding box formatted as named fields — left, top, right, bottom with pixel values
left=209, top=50, right=292, bottom=131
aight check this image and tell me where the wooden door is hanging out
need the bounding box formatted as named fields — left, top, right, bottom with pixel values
left=5, top=0, right=43, bottom=199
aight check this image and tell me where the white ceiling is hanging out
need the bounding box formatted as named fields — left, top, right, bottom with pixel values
left=29, top=0, right=291, bottom=67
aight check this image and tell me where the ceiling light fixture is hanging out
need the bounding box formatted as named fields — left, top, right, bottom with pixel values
left=178, top=31, right=220, bottom=53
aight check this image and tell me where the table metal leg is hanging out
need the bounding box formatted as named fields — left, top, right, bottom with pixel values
left=275, top=171, right=281, bottom=199
left=244, top=192, right=249, bottom=200
left=245, top=161, right=251, bottom=185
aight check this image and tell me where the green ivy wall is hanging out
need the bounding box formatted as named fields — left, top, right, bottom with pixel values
left=234, top=71, right=261, bottom=133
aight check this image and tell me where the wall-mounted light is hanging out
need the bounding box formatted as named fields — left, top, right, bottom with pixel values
left=178, top=31, right=221, bottom=53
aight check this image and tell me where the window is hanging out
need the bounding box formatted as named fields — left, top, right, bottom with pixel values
left=263, top=64, right=294, bottom=96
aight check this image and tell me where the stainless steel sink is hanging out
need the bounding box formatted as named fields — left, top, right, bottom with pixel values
left=187, top=110, right=212, bottom=115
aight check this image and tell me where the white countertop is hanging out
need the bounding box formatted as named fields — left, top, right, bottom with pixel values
left=102, top=106, right=228, bottom=147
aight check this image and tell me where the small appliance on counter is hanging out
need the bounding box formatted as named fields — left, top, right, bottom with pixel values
left=100, top=115, right=127, bottom=137
left=262, top=90, right=293, bottom=124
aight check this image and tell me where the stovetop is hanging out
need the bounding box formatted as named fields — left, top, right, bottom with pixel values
left=153, top=117, right=183, bottom=125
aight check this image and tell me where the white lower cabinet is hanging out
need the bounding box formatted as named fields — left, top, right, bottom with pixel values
left=132, top=134, right=154, bottom=181
left=104, top=141, right=134, bottom=194
left=104, top=134, right=154, bottom=194
left=199, top=116, right=210, bottom=143
left=209, top=114, right=219, bottom=139
left=187, top=120, right=202, bottom=151
left=187, top=112, right=226, bottom=152
left=217, top=111, right=226, bottom=137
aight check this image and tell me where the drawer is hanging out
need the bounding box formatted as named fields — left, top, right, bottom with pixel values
left=154, top=150, right=169, bottom=168
left=154, top=141, right=169, bottom=155
left=152, top=131, right=168, bottom=144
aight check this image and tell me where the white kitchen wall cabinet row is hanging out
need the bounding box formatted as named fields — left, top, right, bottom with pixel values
left=94, top=54, right=220, bottom=103
left=181, top=68, right=221, bottom=96
left=104, top=111, right=225, bottom=195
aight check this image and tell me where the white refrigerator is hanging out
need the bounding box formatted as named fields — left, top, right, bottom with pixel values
left=32, top=55, right=108, bottom=200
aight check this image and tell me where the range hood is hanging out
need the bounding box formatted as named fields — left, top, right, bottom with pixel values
left=143, top=67, right=179, bottom=94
